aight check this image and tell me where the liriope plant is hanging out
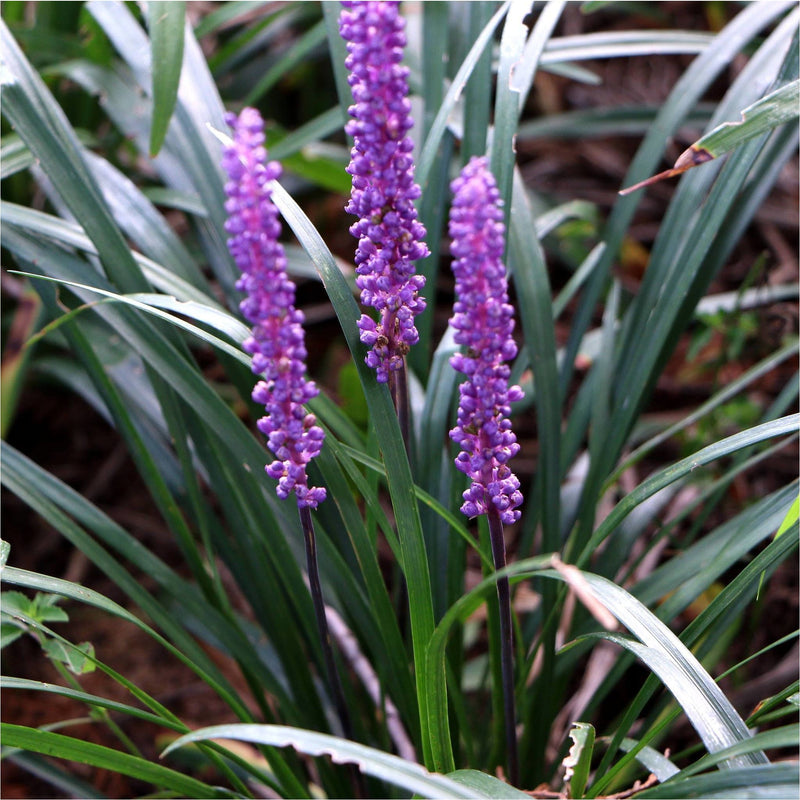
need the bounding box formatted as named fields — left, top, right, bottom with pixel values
left=1, top=1, right=798, bottom=798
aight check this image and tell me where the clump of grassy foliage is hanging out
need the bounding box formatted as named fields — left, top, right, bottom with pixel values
left=1, top=2, right=798, bottom=798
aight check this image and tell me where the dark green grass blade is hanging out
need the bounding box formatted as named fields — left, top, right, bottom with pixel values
left=1, top=467, right=310, bottom=797
left=1, top=17, right=240, bottom=620
left=508, top=170, right=561, bottom=556
left=551, top=569, right=768, bottom=765
left=447, top=769, right=530, bottom=799
left=567, top=7, right=799, bottom=570
left=0, top=18, right=149, bottom=295
left=321, top=1, right=351, bottom=127
left=1, top=678, right=186, bottom=731
left=692, top=78, right=799, bottom=156
left=81, top=152, right=207, bottom=287
left=164, top=724, right=488, bottom=800
left=558, top=0, right=792, bottom=402
left=269, top=181, right=438, bottom=769
left=1, top=677, right=290, bottom=795
left=680, top=724, right=800, bottom=776
left=577, top=415, right=799, bottom=564
left=244, top=18, right=326, bottom=105
left=622, top=78, right=799, bottom=193
left=507, top=170, right=562, bottom=779
left=1, top=724, right=234, bottom=799
left=416, top=328, right=464, bottom=617
left=86, top=0, right=238, bottom=301
left=1, top=585, right=279, bottom=794
left=411, top=0, right=509, bottom=375
left=425, top=556, right=556, bottom=774
left=3, top=751, right=106, bottom=800
left=0, top=449, right=275, bottom=719
left=489, top=0, right=529, bottom=222
left=588, top=519, right=798, bottom=796
left=518, top=104, right=715, bottom=140
left=2, top=202, right=215, bottom=304
left=408, top=0, right=448, bottom=376
left=460, top=2, right=494, bottom=161
left=416, top=1, right=510, bottom=193
left=633, top=763, right=798, bottom=798
left=606, top=339, right=799, bottom=489
left=147, top=1, right=185, bottom=156
left=2, top=265, right=417, bottom=739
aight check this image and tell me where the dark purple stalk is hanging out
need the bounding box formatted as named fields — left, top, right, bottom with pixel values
left=300, top=506, right=353, bottom=736
left=300, top=506, right=365, bottom=798
left=388, top=361, right=410, bottom=454
left=487, top=506, right=519, bottom=786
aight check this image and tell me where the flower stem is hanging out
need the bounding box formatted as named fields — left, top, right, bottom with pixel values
left=299, top=505, right=364, bottom=797
left=487, top=505, right=519, bottom=786
left=388, top=359, right=411, bottom=454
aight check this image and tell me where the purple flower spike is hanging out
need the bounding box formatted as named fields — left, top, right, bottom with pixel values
left=222, top=107, right=326, bottom=509
left=448, top=157, right=524, bottom=526
left=339, top=0, right=428, bottom=383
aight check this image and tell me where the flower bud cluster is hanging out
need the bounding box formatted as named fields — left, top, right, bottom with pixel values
left=339, top=0, right=428, bottom=382
left=448, top=157, right=524, bottom=525
left=222, top=107, right=326, bottom=508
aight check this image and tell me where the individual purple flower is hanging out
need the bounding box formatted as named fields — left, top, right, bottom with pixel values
left=339, top=0, right=428, bottom=383
left=448, top=156, right=524, bottom=525
left=222, top=107, right=326, bottom=509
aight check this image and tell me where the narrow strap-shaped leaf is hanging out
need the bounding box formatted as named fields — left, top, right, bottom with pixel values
left=552, top=568, right=768, bottom=765
left=488, top=0, right=529, bottom=222
left=1, top=678, right=287, bottom=795
left=1, top=724, right=233, bottom=799
left=447, top=769, right=530, bottom=798
left=507, top=169, right=562, bottom=776
left=0, top=466, right=268, bottom=720
left=147, top=1, right=185, bottom=157
left=163, top=724, right=486, bottom=799
left=321, top=0, right=351, bottom=126
left=4, top=750, right=106, bottom=799
left=584, top=631, right=765, bottom=767
left=0, top=20, right=148, bottom=295
left=338, top=442, right=493, bottom=570
left=416, top=1, right=510, bottom=192
left=540, top=28, right=714, bottom=62
left=588, top=508, right=799, bottom=796
left=611, top=737, right=680, bottom=782
left=425, top=556, right=556, bottom=774
left=6, top=602, right=250, bottom=791
left=409, top=0, right=451, bottom=373
left=578, top=415, right=799, bottom=564
left=2, top=202, right=217, bottom=305
left=606, top=340, right=799, bottom=489
left=558, top=0, right=792, bottom=403
left=244, top=18, right=326, bottom=105
left=269, top=180, right=439, bottom=767
left=633, top=763, right=798, bottom=798
left=563, top=722, right=596, bottom=799
left=310, top=445, right=419, bottom=741
left=87, top=0, right=239, bottom=301
left=681, top=723, right=800, bottom=777
left=460, top=2, right=495, bottom=161
left=509, top=0, right=568, bottom=115
left=508, top=170, right=561, bottom=556
left=622, top=78, right=800, bottom=193
left=1, top=677, right=184, bottom=730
